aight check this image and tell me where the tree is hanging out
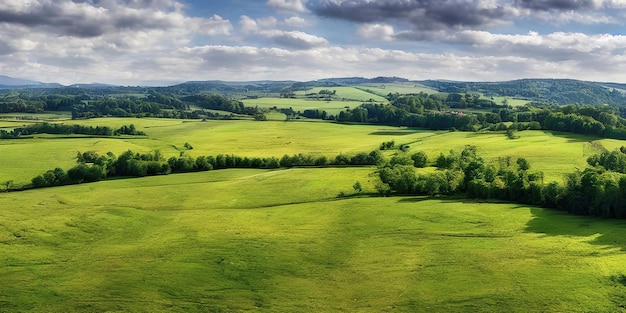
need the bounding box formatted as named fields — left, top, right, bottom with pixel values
left=253, top=112, right=267, bottom=121
left=411, top=151, right=428, bottom=168
left=517, top=158, right=530, bottom=172
left=353, top=181, right=362, bottom=193
left=3, top=180, right=13, bottom=192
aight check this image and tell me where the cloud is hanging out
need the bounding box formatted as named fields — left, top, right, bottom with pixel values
left=282, top=16, right=309, bottom=28
left=266, top=0, right=307, bottom=12
left=238, top=15, right=326, bottom=49
left=260, top=30, right=328, bottom=49
left=308, top=0, right=511, bottom=30
left=239, top=15, right=260, bottom=34
left=0, top=0, right=232, bottom=38
left=356, top=23, right=395, bottom=41
left=514, top=0, right=602, bottom=11
left=121, top=44, right=626, bottom=85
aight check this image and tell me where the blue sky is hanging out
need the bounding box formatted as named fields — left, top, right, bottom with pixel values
left=1, top=0, right=626, bottom=85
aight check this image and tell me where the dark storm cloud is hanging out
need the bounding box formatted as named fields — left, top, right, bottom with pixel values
left=514, top=0, right=600, bottom=11
left=0, top=0, right=178, bottom=38
left=307, top=0, right=509, bottom=30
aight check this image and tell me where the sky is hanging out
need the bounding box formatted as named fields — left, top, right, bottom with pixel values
left=1, top=0, right=626, bottom=85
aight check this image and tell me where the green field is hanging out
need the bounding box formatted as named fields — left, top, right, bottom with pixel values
left=241, top=97, right=363, bottom=115
left=490, top=96, right=530, bottom=107
left=357, top=83, right=439, bottom=96
left=2, top=115, right=626, bottom=312
left=1, top=168, right=626, bottom=312
left=0, top=117, right=615, bottom=185
left=296, top=86, right=389, bottom=103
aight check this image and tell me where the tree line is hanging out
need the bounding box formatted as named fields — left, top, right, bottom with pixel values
left=19, top=149, right=384, bottom=190
left=0, top=123, right=145, bottom=139
left=376, top=145, right=626, bottom=218
left=331, top=93, right=626, bottom=139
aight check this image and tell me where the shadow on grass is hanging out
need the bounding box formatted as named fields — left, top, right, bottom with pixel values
left=369, top=131, right=419, bottom=136
left=525, top=207, right=626, bottom=251
left=396, top=194, right=489, bottom=204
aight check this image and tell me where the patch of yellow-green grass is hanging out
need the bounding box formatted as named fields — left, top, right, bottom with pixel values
left=296, top=86, right=388, bottom=102
left=490, top=96, right=530, bottom=107
left=405, top=130, right=597, bottom=183
left=71, top=118, right=439, bottom=158
left=0, top=117, right=437, bottom=184
left=242, top=97, right=360, bottom=115
left=357, top=83, right=439, bottom=96
left=0, top=137, right=153, bottom=185
left=1, top=117, right=609, bottom=186
left=1, top=168, right=626, bottom=312
left=0, top=111, right=72, bottom=121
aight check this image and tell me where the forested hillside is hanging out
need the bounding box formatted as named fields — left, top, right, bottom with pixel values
left=421, top=79, right=626, bottom=106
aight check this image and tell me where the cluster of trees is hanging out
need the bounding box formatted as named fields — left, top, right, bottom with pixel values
left=72, top=97, right=168, bottom=119
left=0, top=123, right=145, bottom=138
left=421, top=79, right=626, bottom=106
left=5, top=86, right=626, bottom=141
left=337, top=102, right=481, bottom=131
left=377, top=145, right=626, bottom=218
left=587, top=148, right=626, bottom=173
left=332, top=94, right=626, bottom=139
left=181, top=94, right=257, bottom=115
left=0, top=89, right=259, bottom=121
left=0, top=92, right=51, bottom=113
left=26, top=149, right=385, bottom=190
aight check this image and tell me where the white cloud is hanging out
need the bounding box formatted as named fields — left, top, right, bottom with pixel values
left=239, top=15, right=259, bottom=34
left=282, top=16, right=309, bottom=28
left=260, top=30, right=328, bottom=49
left=237, top=15, right=327, bottom=50
left=266, top=0, right=307, bottom=13
left=1, top=0, right=626, bottom=85
left=356, top=23, right=395, bottom=41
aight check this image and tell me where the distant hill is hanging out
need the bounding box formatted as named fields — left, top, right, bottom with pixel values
left=3, top=75, right=626, bottom=107
left=166, top=77, right=411, bottom=94
left=67, top=83, right=118, bottom=88
left=0, top=75, right=62, bottom=89
left=420, top=79, right=626, bottom=106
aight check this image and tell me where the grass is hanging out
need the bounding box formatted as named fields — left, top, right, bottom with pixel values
left=0, top=111, right=72, bottom=121
left=241, top=97, right=363, bottom=115
left=404, top=130, right=605, bottom=183
left=356, top=83, right=439, bottom=96
left=0, top=117, right=614, bottom=185
left=296, top=86, right=388, bottom=103
left=1, top=168, right=626, bottom=312
left=490, top=96, right=530, bottom=107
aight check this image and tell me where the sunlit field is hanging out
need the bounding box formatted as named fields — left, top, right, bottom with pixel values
left=0, top=116, right=612, bottom=185
left=1, top=168, right=625, bottom=312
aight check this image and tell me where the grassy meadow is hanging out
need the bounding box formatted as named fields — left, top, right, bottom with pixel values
left=1, top=168, right=626, bottom=312
left=2, top=115, right=626, bottom=312
left=356, top=83, right=439, bottom=96
left=0, top=116, right=616, bottom=185
left=241, top=97, right=364, bottom=116
left=295, top=86, right=389, bottom=103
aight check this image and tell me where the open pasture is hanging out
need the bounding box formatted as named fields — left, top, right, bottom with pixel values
left=406, top=130, right=606, bottom=183
left=0, top=117, right=614, bottom=185
left=490, top=96, right=530, bottom=107
left=241, top=97, right=361, bottom=115
left=357, top=82, right=439, bottom=96
left=0, top=112, right=72, bottom=121
left=296, top=86, right=388, bottom=103
left=1, top=168, right=626, bottom=312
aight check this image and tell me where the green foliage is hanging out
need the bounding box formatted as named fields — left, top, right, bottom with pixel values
left=0, top=123, right=145, bottom=138
left=411, top=151, right=428, bottom=168
left=353, top=181, right=362, bottom=193
left=379, top=140, right=395, bottom=150
left=379, top=144, right=626, bottom=218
